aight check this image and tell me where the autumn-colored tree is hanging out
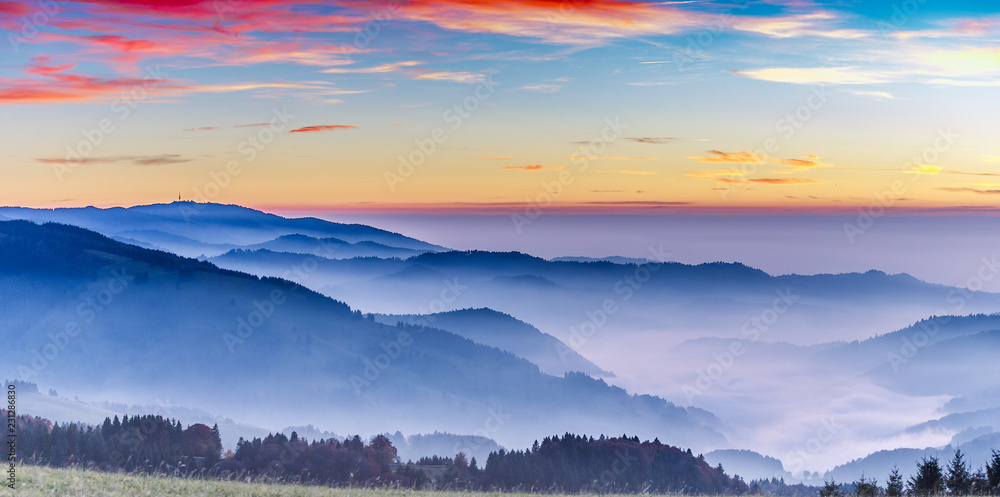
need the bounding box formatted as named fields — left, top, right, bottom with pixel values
left=183, top=423, right=217, bottom=459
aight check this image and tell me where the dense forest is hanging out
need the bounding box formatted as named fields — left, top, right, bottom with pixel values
left=5, top=403, right=742, bottom=492
left=480, top=433, right=746, bottom=493
left=5, top=386, right=1000, bottom=495
left=8, top=411, right=222, bottom=472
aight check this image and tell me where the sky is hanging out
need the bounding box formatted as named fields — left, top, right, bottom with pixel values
left=2, top=0, right=1000, bottom=213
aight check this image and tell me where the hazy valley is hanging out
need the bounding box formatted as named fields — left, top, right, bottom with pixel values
left=3, top=202, right=999, bottom=486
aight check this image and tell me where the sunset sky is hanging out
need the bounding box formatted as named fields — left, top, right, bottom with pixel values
left=2, top=0, right=999, bottom=213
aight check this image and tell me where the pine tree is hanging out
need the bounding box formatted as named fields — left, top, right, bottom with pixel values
left=910, top=456, right=945, bottom=496
left=101, top=418, right=113, bottom=440
left=971, top=469, right=989, bottom=496
left=987, top=450, right=1000, bottom=495
left=887, top=465, right=905, bottom=497
left=946, top=449, right=972, bottom=496
left=820, top=479, right=844, bottom=497
left=854, top=474, right=878, bottom=497
left=208, top=423, right=223, bottom=466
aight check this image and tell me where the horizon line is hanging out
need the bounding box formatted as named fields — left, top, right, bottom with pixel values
left=6, top=201, right=1000, bottom=217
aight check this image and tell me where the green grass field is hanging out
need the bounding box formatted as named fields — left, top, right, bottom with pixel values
left=7, top=465, right=998, bottom=497
left=5, top=465, right=586, bottom=497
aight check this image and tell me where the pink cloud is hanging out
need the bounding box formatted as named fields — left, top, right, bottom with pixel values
left=288, top=125, right=358, bottom=133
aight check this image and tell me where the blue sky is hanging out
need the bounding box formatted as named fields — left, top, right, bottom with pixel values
left=1, top=0, right=999, bottom=212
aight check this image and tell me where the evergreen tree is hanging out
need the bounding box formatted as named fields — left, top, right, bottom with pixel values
left=887, top=465, right=905, bottom=497
left=946, top=449, right=972, bottom=496
left=820, top=479, right=844, bottom=497
left=207, top=423, right=223, bottom=466
left=910, top=456, right=945, bottom=496
left=971, top=469, right=989, bottom=496
left=854, top=474, right=878, bottom=497
left=987, top=450, right=1000, bottom=495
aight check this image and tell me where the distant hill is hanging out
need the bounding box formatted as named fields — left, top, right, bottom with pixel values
left=823, top=432, right=1000, bottom=483
left=0, top=202, right=448, bottom=257
left=0, top=220, right=726, bottom=451
left=385, top=431, right=503, bottom=463
left=211, top=247, right=1000, bottom=352
left=551, top=256, right=656, bottom=265
left=244, top=233, right=425, bottom=260
left=374, top=308, right=611, bottom=377
left=704, top=449, right=791, bottom=481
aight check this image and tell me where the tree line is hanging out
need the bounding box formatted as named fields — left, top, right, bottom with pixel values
left=7, top=404, right=1000, bottom=495
left=820, top=449, right=1000, bottom=497
left=478, top=433, right=748, bottom=493
left=4, top=408, right=744, bottom=493
left=8, top=412, right=221, bottom=472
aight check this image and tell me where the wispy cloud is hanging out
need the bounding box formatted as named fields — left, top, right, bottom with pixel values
left=942, top=170, right=1000, bottom=177
left=732, top=67, right=891, bottom=85
left=568, top=154, right=658, bottom=161
left=779, top=154, right=833, bottom=169
left=749, top=178, right=819, bottom=185
left=907, top=164, right=942, bottom=175
left=686, top=169, right=816, bottom=185
left=687, top=170, right=746, bottom=178
left=732, top=12, right=869, bottom=39
left=37, top=154, right=189, bottom=166
left=288, top=125, right=358, bottom=134
left=321, top=61, right=423, bottom=75
left=2, top=56, right=367, bottom=104
left=0, top=57, right=177, bottom=103
left=516, top=83, right=562, bottom=93
left=687, top=169, right=749, bottom=184
left=322, top=61, right=486, bottom=84
left=844, top=89, right=896, bottom=100
left=625, top=137, right=677, bottom=145
left=388, top=0, right=710, bottom=46
left=320, top=60, right=486, bottom=83
left=132, top=154, right=190, bottom=166
left=597, top=170, right=657, bottom=175
left=685, top=150, right=764, bottom=164
left=937, top=187, right=1000, bottom=195
left=502, top=164, right=566, bottom=171
left=414, top=71, right=487, bottom=83
left=579, top=201, right=690, bottom=207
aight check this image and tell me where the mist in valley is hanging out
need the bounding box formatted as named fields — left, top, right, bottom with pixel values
left=3, top=203, right=999, bottom=484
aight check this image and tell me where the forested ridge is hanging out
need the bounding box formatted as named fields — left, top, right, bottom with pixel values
left=5, top=406, right=742, bottom=493
left=5, top=375, right=1000, bottom=495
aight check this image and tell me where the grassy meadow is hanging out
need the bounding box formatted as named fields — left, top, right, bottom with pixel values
left=5, top=464, right=593, bottom=497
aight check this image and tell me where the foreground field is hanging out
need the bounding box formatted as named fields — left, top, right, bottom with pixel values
left=11, top=465, right=422, bottom=497
left=8, top=465, right=607, bottom=497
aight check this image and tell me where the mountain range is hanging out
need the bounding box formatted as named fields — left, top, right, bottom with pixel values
left=0, top=218, right=725, bottom=454
left=3, top=202, right=999, bottom=483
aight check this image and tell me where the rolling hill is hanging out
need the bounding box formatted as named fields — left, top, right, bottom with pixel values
left=0, top=219, right=726, bottom=452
